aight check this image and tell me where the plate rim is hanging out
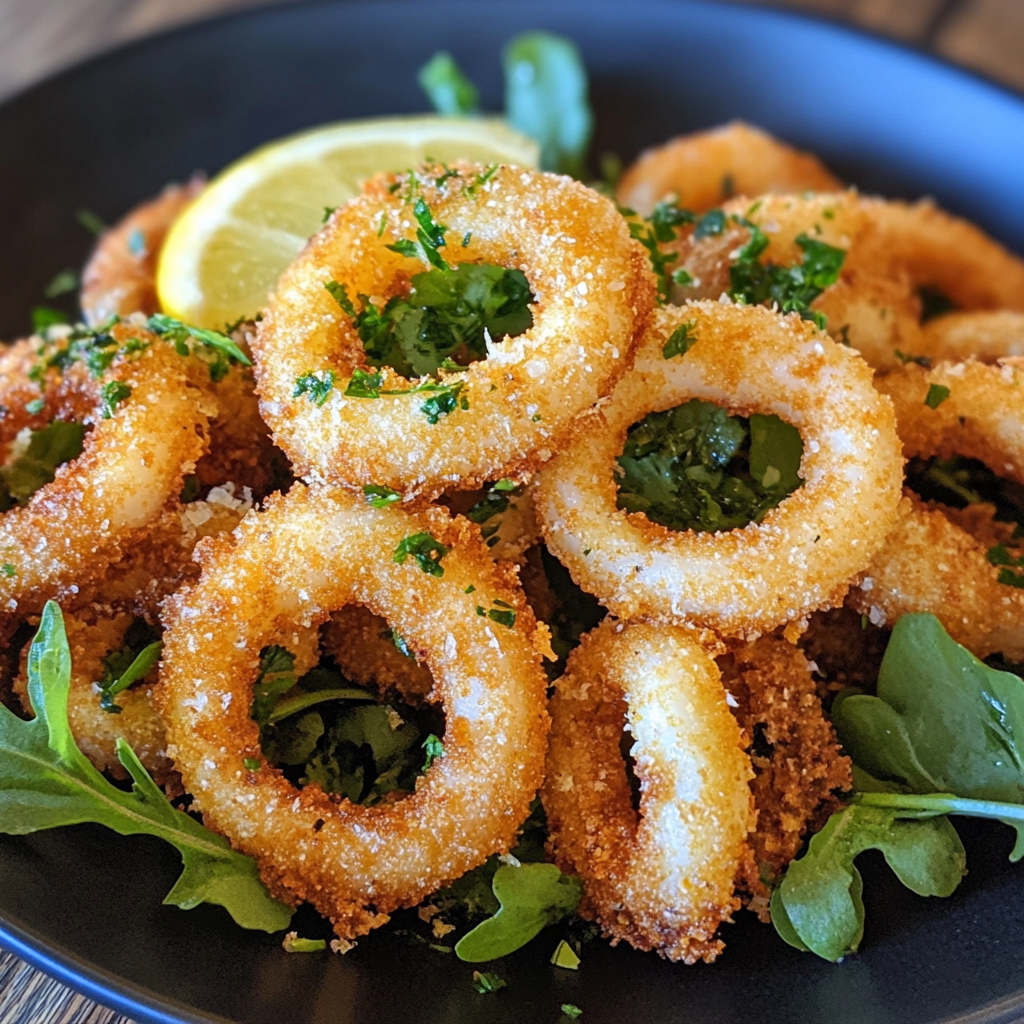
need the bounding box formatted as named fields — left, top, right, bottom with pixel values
left=2, top=2, right=1024, bottom=1023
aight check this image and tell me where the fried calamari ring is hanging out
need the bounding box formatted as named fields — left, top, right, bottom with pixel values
left=0, top=323, right=212, bottom=626
left=617, top=121, right=841, bottom=217
left=668, top=191, right=924, bottom=370
left=158, top=485, right=551, bottom=940
left=719, top=636, right=851, bottom=910
left=542, top=619, right=754, bottom=963
left=876, top=359, right=1024, bottom=486
left=252, top=163, right=654, bottom=497
left=533, top=302, right=903, bottom=636
left=857, top=198, right=1024, bottom=311
left=920, top=311, right=1024, bottom=363
left=850, top=494, right=1024, bottom=660
left=80, top=178, right=204, bottom=325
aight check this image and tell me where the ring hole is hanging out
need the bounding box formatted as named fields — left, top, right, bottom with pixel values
left=619, top=726, right=642, bottom=814
left=615, top=399, right=803, bottom=533
left=254, top=605, right=444, bottom=805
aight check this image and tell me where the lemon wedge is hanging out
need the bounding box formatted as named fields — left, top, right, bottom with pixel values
left=156, top=116, right=539, bottom=329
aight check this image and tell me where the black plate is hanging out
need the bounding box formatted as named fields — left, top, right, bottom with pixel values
left=2, top=2, right=1024, bottom=1022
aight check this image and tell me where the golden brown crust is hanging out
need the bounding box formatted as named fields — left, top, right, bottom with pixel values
left=252, top=162, right=655, bottom=498
left=533, top=301, right=904, bottom=636
left=617, top=121, right=841, bottom=217
left=157, top=485, right=551, bottom=940
left=542, top=619, right=754, bottom=963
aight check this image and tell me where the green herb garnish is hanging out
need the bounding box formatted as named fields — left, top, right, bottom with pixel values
left=393, top=532, right=449, bottom=577
left=32, top=306, right=69, bottom=333
left=471, top=971, right=507, bottom=994
left=76, top=209, right=106, bottom=236
left=418, top=51, right=479, bottom=116
left=925, top=383, right=950, bottom=409
left=362, top=484, right=402, bottom=508
left=0, top=603, right=291, bottom=932
left=615, top=400, right=803, bottom=532
left=422, top=733, right=445, bottom=771
left=99, top=380, right=132, bottom=419
left=97, top=619, right=162, bottom=713
left=292, top=370, right=335, bottom=407
left=0, top=421, right=86, bottom=511
left=43, top=269, right=79, bottom=299
left=662, top=320, right=697, bottom=359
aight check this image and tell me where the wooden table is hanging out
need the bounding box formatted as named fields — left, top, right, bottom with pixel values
left=0, top=0, right=1020, bottom=1021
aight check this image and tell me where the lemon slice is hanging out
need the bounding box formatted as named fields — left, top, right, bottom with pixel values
left=156, top=116, right=539, bottom=329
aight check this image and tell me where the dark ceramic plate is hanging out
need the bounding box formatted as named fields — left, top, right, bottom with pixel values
left=2, top=2, right=1024, bottom=1022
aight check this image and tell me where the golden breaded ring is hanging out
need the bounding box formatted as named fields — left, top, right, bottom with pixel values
left=858, top=197, right=1024, bottom=311
left=157, top=485, right=551, bottom=940
left=252, top=163, right=654, bottom=498
left=80, top=178, right=204, bottom=326
left=850, top=494, right=1024, bottom=660
left=669, top=191, right=924, bottom=370
left=920, top=311, right=1024, bottom=363
left=876, top=359, right=1024, bottom=486
left=542, top=619, right=754, bottom=963
left=616, top=121, right=841, bottom=217
left=533, top=302, right=903, bottom=636
left=0, top=324, right=212, bottom=625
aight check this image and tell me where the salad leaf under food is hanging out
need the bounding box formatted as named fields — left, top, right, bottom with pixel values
left=773, top=614, right=1024, bottom=960
left=0, top=603, right=292, bottom=932
left=0, top=421, right=86, bottom=510
left=616, top=399, right=803, bottom=532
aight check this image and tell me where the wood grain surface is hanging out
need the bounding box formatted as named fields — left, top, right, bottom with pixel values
left=0, top=0, right=1020, bottom=1022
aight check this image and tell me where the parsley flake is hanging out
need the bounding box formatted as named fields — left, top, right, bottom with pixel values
left=393, top=532, right=449, bottom=577
left=43, top=269, right=79, bottom=299
left=1, top=563, right=16, bottom=578
left=662, top=320, right=697, bottom=359
left=362, top=484, right=401, bottom=508
left=561, top=1005, right=583, bottom=1020
left=32, top=306, right=69, bottom=334
left=418, top=51, right=479, bottom=116
left=100, top=380, right=132, bottom=419
left=292, top=370, right=335, bottom=407
left=421, top=733, right=444, bottom=771
left=925, top=383, right=951, bottom=409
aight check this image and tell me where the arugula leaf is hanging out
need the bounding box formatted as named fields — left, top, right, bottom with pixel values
left=832, top=614, right=1024, bottom=805
left=250, top=646, right=298, bottom=731
left=0, top=421, right=86, bottom=511
left=98, top=638, right=162, bottom=714
left=728, top=230, right=845, bottom=330
left=503, top=32, right=592, bottom=177
left=0, top=603, right=292, bottom=932
left=615, top=400, right=803, bottom=533
left=455, top=863, right=582, bottom=962
left=261, top=712, right=325, bottom=767
left=419, top=51, right=479, bottom=117
left=771, top=803, right=965, bottom=961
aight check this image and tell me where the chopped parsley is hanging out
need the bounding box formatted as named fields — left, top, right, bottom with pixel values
left=895, top=349, right=932, bottom=368
left=627, top=200, right=695, bottom=303
left=388, top=196, right=451, bottom=270
left=362, top=484, right=401, bottom=508
left=694, top=207, right=726, bottom=239
left=476, top=600, right=516, bottom=629
left=343, top=370, right=469, bottom=424
left=1, top=563, right=16, bottom=578
left=615, top=399, right=803, bottom=533
left=147, top=313, right=251, bottom=379
left=561, top=1005, right=583, bottom=1020
left=76, top=208, right=106, bottom=236
left=32, top=306, right=69, bottom=333
left=99, top=380, right=132, bottom=419
left=24, top=399, right=45, bottom=416
left=727, top=227, right=845, bottom=330
left=96, top=619, right=163, bottom=714
left=43, top=269, right=79, bottom=299
left=662, top=319, right=698, bottom=359
left=987, top=544, right=1024, bottom=589
left=292, top=370, right=335, bottom=407
left=0, top=421, right=86, bottom=511
left=393, top=532, right=449, bottom=577
left=421, top=733, right=445, bottom=771
left=329, top=263, right=533, bottom=378
left=924, top=383, right=951, bottom=409
left=28, top=316, right=143, bottom=381
left=471, top=971, right=506, bottom=994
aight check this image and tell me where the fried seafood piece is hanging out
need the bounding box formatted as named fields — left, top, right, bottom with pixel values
left=850, top=493, right=1024, bottom=660
left=919, top=311, right=1024, bottom=364
left=668, top=191, right=924, bottom=370
left=720, top=636, right=851, bottom=905
left=617, top=121, right=841, bottom=217
left=533, top=302, right=903, bottom=637
left=252, top=162, right=655, bottom=499
left=0, top=323, right=213, bottom=631
left=80, top=178, right=204, bottom=326
left=876, top=359, right=1024, bottom=487
left=157, top=486, right=552, bottom=941
left=542, top=619, right=755, bottom=963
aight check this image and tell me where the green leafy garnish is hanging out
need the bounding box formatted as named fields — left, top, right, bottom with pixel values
left=147, top=313, right=251, bottom=373
left=421, top=733, right=444, bottom=771
left=362, top=484, right=402, bottom=508
left=774, top=614, right=1024, bottom=960
left=282, top=934, right=327, bottom=953
left=250, top=646, right=298, bottom=731
left=99, top=380, right=132, bottom=419
left=925, top=383, right=951, bottom=409
left=292, top=370, right=335, bottom=407
left=694, top=208, right=726, bottom=239
left=43, top=269, right=79, bottom=298
left=626, top=200, right=695, bottom=303
left=615, top=400, right=803, bottom=532
left=1, top=564, right=15, bottom=578
left=388, top=197, right=451, bottom=270
left=471, top=971, right=507, bottom=994
left=728, top=229, right=845, bottom=330
left=0, top=603, right=292, bottom=932
left=343, top=369, right=469, bottom=423
left=97, top=621, right=162, bottom=713
left=662, top=320, right=697, bottom=359
left=393, top=532, right=449, bottom=577
left=32, top=306, right=70, bottom=333
left=561, top=1005, right=583, bottom=1020
left=418, top=51, right=479, bottom=116
left=0, top=421, right=86, bottom=511
left=476, top=601, right=516, bottom=629
left=987, top=543, right=1024, bottom=589
left=76, top=209, right=106, bottom=236
left=455, top=863, right=582, bottom=962
left=503, top=32, right=592, bottom=176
